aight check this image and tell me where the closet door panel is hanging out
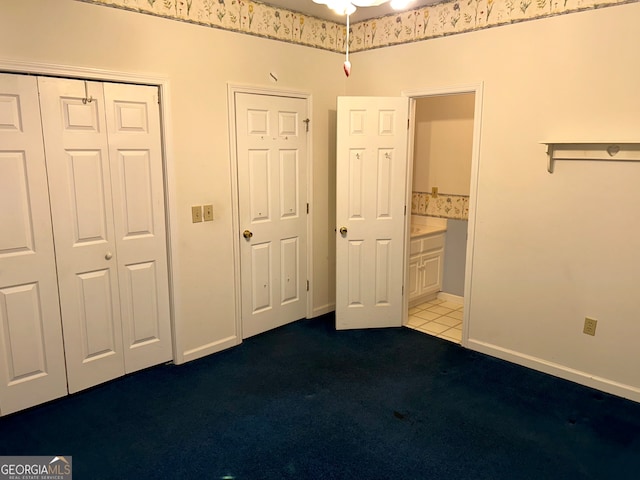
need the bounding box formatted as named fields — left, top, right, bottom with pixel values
left=66, top=149, right=110, bottom=243
left=76, top=269, right=119, bottom=360
left=38, top=77, right=125, bottom=394
left=0, top=73, right=67, bottom=415
left=104, top=83, right=172, bottom=373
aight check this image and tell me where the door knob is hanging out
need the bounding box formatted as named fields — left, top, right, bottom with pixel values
left=339, top=226, right=347, bottom=235
left=243, top=230, right=253, bottom=239
left=105, top=251, right=113, bottom=260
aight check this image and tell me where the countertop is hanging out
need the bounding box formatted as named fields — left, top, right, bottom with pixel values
left=410, top=224, right=447, bottom=238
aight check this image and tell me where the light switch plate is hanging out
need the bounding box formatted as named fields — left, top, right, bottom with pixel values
left=203, top=204, right=214, bottom=221
left=191, top=205, right=202, bottom=223
left=583, top=317, right=597, bottom=336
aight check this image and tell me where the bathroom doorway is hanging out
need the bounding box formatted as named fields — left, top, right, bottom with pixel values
left=404, top=85, right=483, bottom=346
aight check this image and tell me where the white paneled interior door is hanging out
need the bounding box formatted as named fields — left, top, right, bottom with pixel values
left=38, top=77, right=171, bottom=394
left=235, top=92, right=308, bottom=339
left=103, top=82, right=172, bottom=373
left=0, top=74, right=68, bottom=415
left=335, top=96, right=409, bottom=330
left=38, top=77, right=125, bottom=393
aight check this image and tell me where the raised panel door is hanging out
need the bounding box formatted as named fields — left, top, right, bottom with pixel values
left=0, top=73, right=67, bottom=415
left=38, top=77, right=125, bottom=393
left=421, top=250, right=443, bottom=296
left=407, top=254, right=421, bottom=301
left=335, top=97, right=409, bottom=330
left=103, top=82, right=172, bottom=373
left=235, top=92, right=308, bottom=338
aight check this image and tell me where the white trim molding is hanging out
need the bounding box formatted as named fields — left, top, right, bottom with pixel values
left=402, top=81, right=484, bottom=349
left=312, top=303, right=336, bottom=318
left=468, top=338, right=640, bottom=403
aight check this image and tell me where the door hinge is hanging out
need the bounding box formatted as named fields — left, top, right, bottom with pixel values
left=404, top=205, right=407, bottom=216
left=303, top=118, right=310, bottom=132
left=407, top=118, right=410, bottom=130
left=306, top=203, right=309, bottom=214
left=306, top=280, right=310, bottom=291
left=402, top=285, right=404, bottom=295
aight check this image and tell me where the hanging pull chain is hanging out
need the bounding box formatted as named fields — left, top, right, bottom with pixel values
left=82, top=80, right=94, bottom=104
left=343, top=14, right=351, bottom=77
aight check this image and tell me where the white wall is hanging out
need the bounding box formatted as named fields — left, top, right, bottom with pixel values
left=348, top=4, right=640, bottom=400
left=413, top=94, right=474, bottom=194
left=0, top=0, right=343, bottom=362
left=4, top=0, right=640, bottom=402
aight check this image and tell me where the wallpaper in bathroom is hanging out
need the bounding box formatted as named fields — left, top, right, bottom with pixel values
left=77, top=0, right=635, bottom=53
left=412, top=192, right=469, bottom=220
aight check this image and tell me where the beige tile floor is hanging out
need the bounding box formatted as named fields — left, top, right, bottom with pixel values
left=407, top=298, right=463, bottom=343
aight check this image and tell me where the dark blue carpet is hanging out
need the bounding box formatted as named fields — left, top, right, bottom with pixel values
left=1, top=314, right=639, bottom=479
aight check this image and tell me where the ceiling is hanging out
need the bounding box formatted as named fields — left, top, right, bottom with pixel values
left=262, top=0, right=438, bottom=23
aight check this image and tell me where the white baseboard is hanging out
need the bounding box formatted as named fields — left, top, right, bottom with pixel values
left=176, top=335, right=240, bottom=365
left=467, top=338, right=640, bottom=403
left=437, top=292, right=464, bottom=305
left=311, top=303, right=335, bottom=318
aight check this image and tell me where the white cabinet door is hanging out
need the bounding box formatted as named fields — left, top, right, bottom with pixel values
left=0, top=74, right=68, bottom=415
left=103, top=82, right=172, bottom=373
left=235, top=92, right=308, bottom=339
left=38, top=77, right=125, bottom=393
left=420, top=250, right=443, bottom=295
left=407, top=254, right=421, bottom=299
left=335, top=97, right=409, bottom=330
left=408, top=234, right=445, bottom=305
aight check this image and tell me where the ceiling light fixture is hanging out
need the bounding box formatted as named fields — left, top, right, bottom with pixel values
left=312, top=0, right=414, bottom=77
left=312, top=0, right=413, bottom=16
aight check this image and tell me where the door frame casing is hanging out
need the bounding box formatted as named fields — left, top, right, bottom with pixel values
left=402, top=82, right=484, bottom=347
left=227, top=84, right=313, bottom=341
left=0, top=58, right=181, bottom=362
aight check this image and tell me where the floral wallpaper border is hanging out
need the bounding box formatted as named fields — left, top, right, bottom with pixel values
left=76, top=0, right=637, bottom=53
left=78, top=0, right=348, bottom=52
left=349, top=0, right=636, bottom=52
left=412, top=191, right=469, bottom=220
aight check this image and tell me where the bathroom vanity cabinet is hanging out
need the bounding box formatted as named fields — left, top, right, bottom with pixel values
left=408, top=231, right=445, bottom=306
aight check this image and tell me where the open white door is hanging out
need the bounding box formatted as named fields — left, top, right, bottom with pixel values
left=335, top=96, right=410, bottom=330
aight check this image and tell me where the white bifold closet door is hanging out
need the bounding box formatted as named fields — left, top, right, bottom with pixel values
left=38, top=77, right=172, bottom=394
left=0, top=74, right=68, bottom=415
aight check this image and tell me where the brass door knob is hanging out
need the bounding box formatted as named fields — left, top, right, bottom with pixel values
left=243, top=230, right=253, bottom=239
left=339, top=226, right=347, bottom=235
